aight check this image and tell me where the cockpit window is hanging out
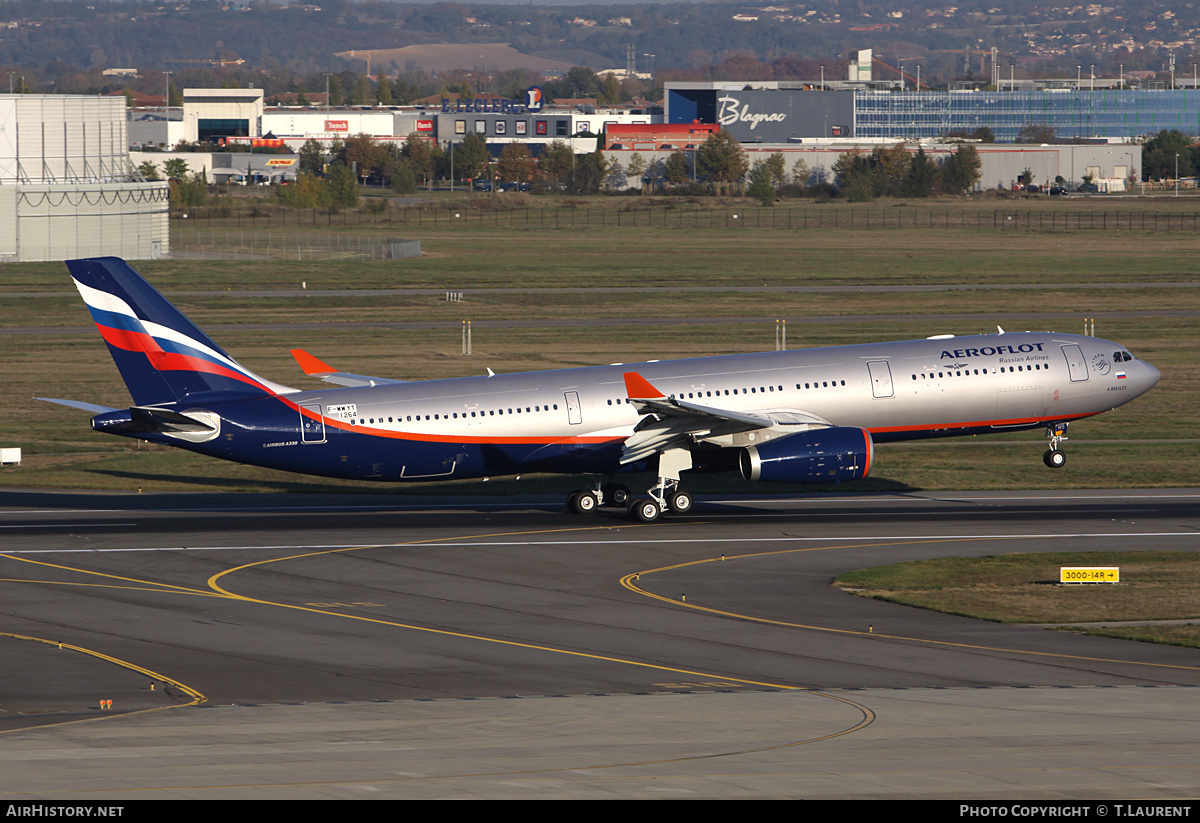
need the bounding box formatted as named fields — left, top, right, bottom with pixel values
left=1113, top=351, right=1133, bottom=363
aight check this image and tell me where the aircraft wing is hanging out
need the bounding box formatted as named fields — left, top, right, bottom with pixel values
left=619, top=371, right=830, bottom=464
left=290, top=349, right=409, bottom=388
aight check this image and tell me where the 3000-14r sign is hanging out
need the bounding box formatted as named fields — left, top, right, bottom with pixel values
left=1060, top=567, right=1120, bottom=583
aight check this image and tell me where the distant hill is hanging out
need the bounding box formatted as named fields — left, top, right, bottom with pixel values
left=529, top=49, right=613, bottom=70
left=336, top=43, right=581, bottom=74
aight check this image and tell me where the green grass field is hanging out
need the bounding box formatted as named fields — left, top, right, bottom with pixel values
left=834, top=552, right=1200, bottom=648
left=1, top=195, right=1197, bottom=494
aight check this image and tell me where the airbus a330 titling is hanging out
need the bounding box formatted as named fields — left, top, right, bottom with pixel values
left=42, top=257, right=1161, bottom=522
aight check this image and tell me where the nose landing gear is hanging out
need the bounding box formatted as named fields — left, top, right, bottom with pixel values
left=1043, top=422, right=1069, bottom=468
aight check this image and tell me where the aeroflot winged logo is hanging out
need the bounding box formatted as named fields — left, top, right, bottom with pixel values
left=940, top=343, right=1046, bottom=358
left=717, top=95, right=787, bottom=130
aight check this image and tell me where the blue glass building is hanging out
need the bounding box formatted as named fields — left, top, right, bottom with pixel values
left=855, top=89, right=1200, bottom=142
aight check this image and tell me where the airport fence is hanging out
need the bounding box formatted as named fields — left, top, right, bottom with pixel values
left=170, top=204, right=1200, bottom=236
left=170, top=230, right=421, bottom=261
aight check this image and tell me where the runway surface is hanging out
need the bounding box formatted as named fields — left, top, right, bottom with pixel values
left=1, top=488, right=1198, bottom=799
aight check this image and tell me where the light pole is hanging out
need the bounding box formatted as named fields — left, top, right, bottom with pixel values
left=820, top=65, right=824, bottom=91
left=1175, top=153, right=1180, bottom=196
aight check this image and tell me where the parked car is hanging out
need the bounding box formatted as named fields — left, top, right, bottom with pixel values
left=1076, top=182, right=1100, bottom=193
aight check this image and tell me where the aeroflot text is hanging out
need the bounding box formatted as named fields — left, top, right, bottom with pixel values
left=942, top=344, right=1046, bottom=359
left=960, top=807, right=1191, bottom=818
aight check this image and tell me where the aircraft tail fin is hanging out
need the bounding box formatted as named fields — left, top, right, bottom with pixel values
left=66, top=257, right=296, bottom=406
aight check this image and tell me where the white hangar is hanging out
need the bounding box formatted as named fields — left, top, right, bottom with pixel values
left=0, top=95, right=169, bottom=263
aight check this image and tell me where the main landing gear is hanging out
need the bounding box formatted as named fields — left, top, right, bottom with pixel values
left=1043, top=422, right=1069, bottom=468
left=566, top=478, right=693, bottom=522
left=627, top=478, right=693, bottom=523
left=566, top=481, right=631, bottom=515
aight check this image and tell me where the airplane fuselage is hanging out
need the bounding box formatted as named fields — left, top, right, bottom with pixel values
left=90, top=331, right=1160, bottom=483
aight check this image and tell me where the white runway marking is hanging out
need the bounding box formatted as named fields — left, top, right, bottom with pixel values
left=3, top=531, right=1196, bottom=554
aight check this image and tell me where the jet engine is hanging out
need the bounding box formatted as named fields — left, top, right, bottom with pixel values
left=739, top=426, right=873, bottom=484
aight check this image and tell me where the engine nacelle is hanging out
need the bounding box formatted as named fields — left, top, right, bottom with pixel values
left=739, top=426, right=873, bottom=484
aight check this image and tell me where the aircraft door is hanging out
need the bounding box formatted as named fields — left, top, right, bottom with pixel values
left=564, top=391, right=582, bottom=424
left=300, top=404, right=326, bottom=443
left=867, top=361, right=894, bottom=398
left=1061, top=345, right=1089, bottom=382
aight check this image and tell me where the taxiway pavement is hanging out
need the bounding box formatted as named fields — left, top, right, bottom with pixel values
left=1, top=488, right=1198, bottom=798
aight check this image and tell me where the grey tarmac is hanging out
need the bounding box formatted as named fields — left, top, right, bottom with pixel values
left=1, top=488, right=1198, bottom=799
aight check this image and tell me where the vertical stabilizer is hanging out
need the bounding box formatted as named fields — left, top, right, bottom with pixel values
left=67, top=257, right=295, bottom=405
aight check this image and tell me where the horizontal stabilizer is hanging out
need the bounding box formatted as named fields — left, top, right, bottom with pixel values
left=36, top=397, right=120, bottom=414
left=290, top=349, right=408, bottom=387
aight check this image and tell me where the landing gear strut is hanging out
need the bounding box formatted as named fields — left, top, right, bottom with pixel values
left=1043, top=422, right=1069, bottom=468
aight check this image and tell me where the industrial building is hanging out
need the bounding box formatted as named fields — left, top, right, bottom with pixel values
left=120, top=79, right=1172, bottom=193
left=665, top=80, right=1200, bottom=144
left=0, top=95, right=169, bottom=263
left=644, top=79, right=1158, bottom=190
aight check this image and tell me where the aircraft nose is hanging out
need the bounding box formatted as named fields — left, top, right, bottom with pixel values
left=1141, top=361, right=1162, bottom=389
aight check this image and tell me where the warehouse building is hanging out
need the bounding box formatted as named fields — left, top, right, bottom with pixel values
left=0, top=95, right=169, bottom=263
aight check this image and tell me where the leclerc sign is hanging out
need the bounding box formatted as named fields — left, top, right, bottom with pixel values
left=440, top=94, right=537, bottom=114
left=525, top=86, right=544, bottom=112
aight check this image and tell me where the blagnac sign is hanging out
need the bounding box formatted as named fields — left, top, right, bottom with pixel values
left=716, top=95, right=787, bottom=131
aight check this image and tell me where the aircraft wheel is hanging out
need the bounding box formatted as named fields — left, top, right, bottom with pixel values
left=602, top=483, right=631, bottom=507
left=629, top=496, right=661, bottom=523
left=568, top=490, right=599, bottom=514
left=1043, top=449, right=1067, bottom=468
left=666, top=490, right=693, bottom=515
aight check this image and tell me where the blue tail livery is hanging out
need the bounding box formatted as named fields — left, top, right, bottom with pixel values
left=45, top=257, right=1161, bottom=522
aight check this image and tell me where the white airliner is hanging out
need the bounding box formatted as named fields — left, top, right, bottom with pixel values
left=46, top=257, right=1161, bottom=522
